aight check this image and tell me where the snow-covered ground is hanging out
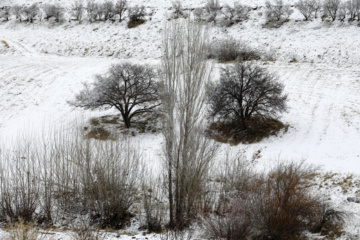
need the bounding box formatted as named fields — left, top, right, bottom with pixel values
left=1, top=0, right=360, bottom=238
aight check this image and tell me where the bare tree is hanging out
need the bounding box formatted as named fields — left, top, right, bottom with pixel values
left=161, top=19, right=218, bottom=229
left=208, top=61, right=287, bottom=130
left=11, top=5, right=23, bottom=22
left=128, top=5, right=145, bottom=22
left=338, top=2, right=348, bottom=21
left=222, top=2, right=250, bottom=22
left=346, top=0, right=358, bottom=21
left=69, top=63, right=160, bottom=128
left=102, top=0, right=115, bottom=20
left=295, top=0, right=318, bottom=20
left=171, top=0, right=187, bottom=19
left=356, top=0, right=360, bottom=21
left=114, top=0, right=127, bottom=22
left=0, top=7, right=11, bottom=21
left=72, top=0, right=85, bottom=22
left=265, top=0, right=293, bottom=22
left=43, top=4, right=64, bottom=22
left=323, top=0, right=341, bottom=21
left=205, top=0, right=221, bottom=23
left=87, top=0, right=99, bottom=22
left=22, top=3, right=39, bottom=23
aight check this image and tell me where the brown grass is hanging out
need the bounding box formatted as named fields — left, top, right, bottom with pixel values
left=207, top=117, right=287, bottom=145
left=1, top=40, right=10, bottom=48
left=5, top=218, right=42, bottom=240
left=84, top=127, right=114, bottom=141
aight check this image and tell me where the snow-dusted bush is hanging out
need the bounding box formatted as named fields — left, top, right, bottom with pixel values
left=209, top=37, right=260, bottom=62
left=323, top=0, right=341, bottom=21
left=265, top=0, right=293, bottom=23
left=43, top=4, right=64, bottom=22
left=114, top=0, right=127, bottom=22
left=71, top=0, right=85, bottom=22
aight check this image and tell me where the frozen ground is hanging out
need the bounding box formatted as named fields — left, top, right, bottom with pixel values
left=1, top=0, right=360, bottom=239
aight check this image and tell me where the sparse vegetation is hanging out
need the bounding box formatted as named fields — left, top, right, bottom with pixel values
left=208, top=37, right=260, bottom=62
left=201, top=161, right=347, bottom=240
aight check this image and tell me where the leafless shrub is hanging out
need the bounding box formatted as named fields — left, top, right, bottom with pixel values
left=248, top=162, right=324, bottom=239
left=201, top=198, right=252, bottom=240
left=43, top=4, right=64, bottom=22
left=72, top=139, right=141, bottom=229
left=265, top=0, right=293, bottom=23
left=142, top=176, right=166, bottom=233
left=114, top=0, right=127, bottom=22
left=218, top=154, right=255, bottom=198
left=208, top=37, right=260, bottom=62
left=160, top=229, right=194, bottom=240
left=72, top=0, right=85, bottom=22
left=310, top=201, right=348, bottom=235
left=0, top=141, right=40, bottom=223
left=205, top=0, right=221, bottom=23
left=71, top=217, right=107, bottom=240
left=323, top=0, right=341, bottom=21
left=4, top=218, right=43, bottom=240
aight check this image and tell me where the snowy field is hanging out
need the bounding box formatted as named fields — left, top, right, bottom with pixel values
left=1, top=0, right=360, bottom=239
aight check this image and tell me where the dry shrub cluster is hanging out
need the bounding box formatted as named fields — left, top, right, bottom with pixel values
left=0, top=130, right=141, bottom=230
left=4, top=218, right=42, bottom=240
left=201, top=161, right=347, bottom=240
left=207, top=117, right=286, bottom=145
left=208, top=38, right=260, bottom=63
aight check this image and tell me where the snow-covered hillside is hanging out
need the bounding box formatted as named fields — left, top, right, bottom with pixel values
left=1, top=0, right=360, bottom=239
